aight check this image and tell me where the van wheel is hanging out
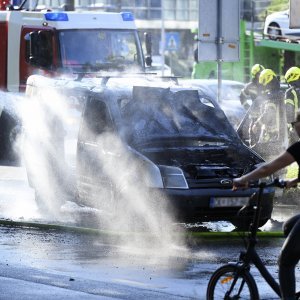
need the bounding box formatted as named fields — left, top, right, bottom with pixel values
left=34, top=189, right=64, bottom=217
left=34, top=191, right=48, bottom=214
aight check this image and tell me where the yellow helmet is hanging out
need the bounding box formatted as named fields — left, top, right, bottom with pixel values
left=284, top=66, right=300, bottom=84
left=259, top=69, right=277, bottom=86
left=251, top=64, right=265, bottom=78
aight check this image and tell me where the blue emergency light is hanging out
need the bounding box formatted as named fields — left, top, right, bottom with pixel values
left=121, top=12, right=134, bottom=21
left=45, top=12, right=69, bottom=21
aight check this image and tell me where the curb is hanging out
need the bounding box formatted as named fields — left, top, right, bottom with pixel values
left=0, top=218, right=285, bottom=239
left=187, top=231, right=284, bottom=239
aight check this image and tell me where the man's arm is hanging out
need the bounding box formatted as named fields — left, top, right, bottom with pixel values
left=233, top=151, right=295, bottom=188
left=240, top=84, right=251, bottom=110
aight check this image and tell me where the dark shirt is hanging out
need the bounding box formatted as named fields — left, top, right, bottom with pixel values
left=287, top=141, right=300, bottom=178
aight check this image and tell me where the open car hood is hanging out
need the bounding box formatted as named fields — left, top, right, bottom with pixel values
left=119, top=86, right=263, bottom=179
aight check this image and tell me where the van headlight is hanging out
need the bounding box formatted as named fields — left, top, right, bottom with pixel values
left=159, top=165, right=188, bottom=189
left=141, top=160, right=164, bottom=188
left=129, top=148, right=188, bottom=189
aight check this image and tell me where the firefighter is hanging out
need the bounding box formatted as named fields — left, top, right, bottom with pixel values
left=254, top=69, right=282, bottom=142
left=284, top=66, right=300, bottom=144
left=251, top=69, right=286, bottom=162
left=239, top=64, right=265, bottom=110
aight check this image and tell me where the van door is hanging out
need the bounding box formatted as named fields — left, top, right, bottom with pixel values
left=77, top=97, right=115, bottom=210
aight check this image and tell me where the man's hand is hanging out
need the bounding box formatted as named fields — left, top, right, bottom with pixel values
left=285, top=178, right=299, bottom=189
left=233, top=177, right=249, bottom=190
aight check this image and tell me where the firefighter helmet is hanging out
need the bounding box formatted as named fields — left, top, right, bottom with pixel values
left=284, top=66, right=300, bottom=84
left=259, top=69, right=277, bottom=87
left=251, top=64, right=265, bottom=78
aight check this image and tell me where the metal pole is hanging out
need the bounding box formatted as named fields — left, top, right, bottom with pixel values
left=63, top=0, right=75, bottom=11
left=217, top=0, right=222, bottom=103
left=161, top=0, right=165, bottom=76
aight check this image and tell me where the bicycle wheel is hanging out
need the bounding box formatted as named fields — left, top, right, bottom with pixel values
left=206, top=264, right=259, bottom=300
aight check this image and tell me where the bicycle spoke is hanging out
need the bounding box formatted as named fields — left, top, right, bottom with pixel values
left=207, top=265, right=258, bottom=300
left=219, top=272, right=250, bottom=299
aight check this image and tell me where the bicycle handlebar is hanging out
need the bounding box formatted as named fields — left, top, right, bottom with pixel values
left=248, top=178, right=287, bottom=189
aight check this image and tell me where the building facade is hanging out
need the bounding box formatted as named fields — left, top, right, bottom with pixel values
left=33, top=0, right=285, bottom=77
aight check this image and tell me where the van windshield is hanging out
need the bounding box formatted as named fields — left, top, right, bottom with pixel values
left=58, top=29, right=143, bottom=71
left=119, top=86, right=237, bottom=145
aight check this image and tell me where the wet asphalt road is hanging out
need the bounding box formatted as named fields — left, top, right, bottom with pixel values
left=0, top=223, right=297, bottom=299
left=0, top=166, right=299, bottom=299
left=0, top=224, right=287, bottom=299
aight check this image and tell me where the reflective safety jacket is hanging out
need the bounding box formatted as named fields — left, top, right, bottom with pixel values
left=285, top=87, right=300, bottom=123
left=256, top=90, right=285, bottom=143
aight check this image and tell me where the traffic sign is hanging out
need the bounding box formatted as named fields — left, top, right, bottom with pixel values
left=290, top=0, right=300, bottom=28
left=198, top=0, right=240, bottom=62
left=165, top=32, right=180, bottom=51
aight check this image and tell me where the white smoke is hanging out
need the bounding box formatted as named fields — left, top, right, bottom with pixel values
left=21, top=75, right=186, bottom=255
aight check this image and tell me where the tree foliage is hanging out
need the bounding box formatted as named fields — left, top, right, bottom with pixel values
left=266, top=0, right=289, bottom=13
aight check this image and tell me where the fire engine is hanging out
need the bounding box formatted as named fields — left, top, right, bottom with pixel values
left=0, top=3, right=151, bottom=163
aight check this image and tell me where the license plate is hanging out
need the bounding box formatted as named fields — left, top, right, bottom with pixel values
left=210, top=197, right=249, bottom=208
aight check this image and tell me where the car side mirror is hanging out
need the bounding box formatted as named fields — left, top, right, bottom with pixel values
left=26, top=30, right=54, bottom=69
left=144, top=32, right=152, bottom=67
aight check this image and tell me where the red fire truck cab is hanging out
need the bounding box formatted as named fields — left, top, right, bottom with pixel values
left=0, top=8, right=148, bottom=163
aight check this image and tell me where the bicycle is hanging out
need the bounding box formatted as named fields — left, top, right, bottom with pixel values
left=206, top=178, right=300, bottom=300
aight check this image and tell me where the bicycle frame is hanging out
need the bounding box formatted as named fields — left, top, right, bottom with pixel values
left=207, top=179, right=300, bottom=300
left=231, top=181, right=283, bottom=297
left=236, top=246, right=281, bottom=296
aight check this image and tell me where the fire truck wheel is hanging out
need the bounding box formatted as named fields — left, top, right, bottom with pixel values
left=0, top=110, right=21, bottom=165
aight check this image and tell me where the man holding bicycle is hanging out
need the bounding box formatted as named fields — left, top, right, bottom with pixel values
left=233, top=109, right=300, bottom=300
